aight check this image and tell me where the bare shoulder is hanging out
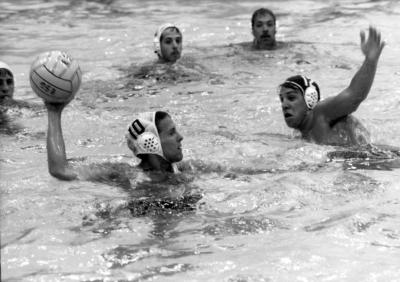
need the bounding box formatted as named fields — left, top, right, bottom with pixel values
left=310, top=100, right=331, bottom=123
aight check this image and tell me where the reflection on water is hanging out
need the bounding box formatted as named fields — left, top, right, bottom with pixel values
left=1, top=0, right=400, bottom=281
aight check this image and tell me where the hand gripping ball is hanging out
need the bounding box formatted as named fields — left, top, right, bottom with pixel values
left=30, top=51, right=82, bottom=103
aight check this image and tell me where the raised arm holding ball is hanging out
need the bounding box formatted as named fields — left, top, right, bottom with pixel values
left=31, top=51, right=184, bottom=184
left=30, top=51, right=82, bottom=180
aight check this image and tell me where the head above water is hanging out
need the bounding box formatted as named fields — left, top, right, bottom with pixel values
left=0, top=61, right=14, bottom=99
left=278, top=75, right=321, bottom=129
left=251, top=8, right=277, bottom=50
left=126, top=111, right=183, bottom=165
left=154, top=23, right=182, bottom=63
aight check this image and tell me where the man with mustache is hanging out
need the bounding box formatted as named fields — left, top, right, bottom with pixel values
left=251, top=8, right=277, bottom=50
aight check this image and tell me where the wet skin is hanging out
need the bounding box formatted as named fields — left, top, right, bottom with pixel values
left=160, top=28, right=182, bottom=63
left=279, top=86, right=309, bottom=129
left=278, top=27, right=385, bottom=146
left=252, top=14, right=276, bottom=50
left=158, top=116, right=184, bottom=163
left=0, top=70, right=14, bottom=99
left=278, top=86, right=371, bottom=146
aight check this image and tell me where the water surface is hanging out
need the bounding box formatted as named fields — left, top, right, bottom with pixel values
left=1, top=0, right=400, bottom=281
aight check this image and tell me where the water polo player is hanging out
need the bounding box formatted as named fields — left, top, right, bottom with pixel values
left=154, top=23, right=182, bottom=63
left=46, top=102, right=184, bottom=181
left=126, top=111, right=183, bottom=173
left=0, top=61, right=14, bottom=100
left=251, top=8, right=277, bottom=50
left=278, top=26, right=385, bottom=146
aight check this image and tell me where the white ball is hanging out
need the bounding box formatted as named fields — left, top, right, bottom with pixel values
left=30, top=51, right=82, bottom=103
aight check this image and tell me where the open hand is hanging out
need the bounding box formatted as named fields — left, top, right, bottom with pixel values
left=360, top=26, right=385, bottom=62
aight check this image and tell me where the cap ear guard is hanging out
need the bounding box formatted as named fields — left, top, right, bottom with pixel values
left=279, top=74, right=320, bottom=109
left=302, top=76, right=320, bottom=109
left=138, top=131, right=162, bottom=153
left=128, top=119, right=162, bottom=153
left=126, top=114, right=165, bottom=159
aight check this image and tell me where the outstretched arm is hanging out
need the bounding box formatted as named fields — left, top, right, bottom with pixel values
left=318, top=26, right=385, bottom=121
left=46, top=102, right=77, bottom=180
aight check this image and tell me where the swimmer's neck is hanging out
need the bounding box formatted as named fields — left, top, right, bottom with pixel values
left=252, top=39, right=277, bottom=50
left=157, top=57, right=179, bottom=65
left=139, top=154, right=174, bottom=173
left=298, top=110, right=314, bottom=136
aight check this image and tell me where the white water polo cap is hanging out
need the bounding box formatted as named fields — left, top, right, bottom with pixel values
left=0, top=61, right=12, bottom=74
left=153, top=23, right=180, bottom=57
left=126, top=112, right=165, bottom=159
left=0, top=61, right=13, bottom=79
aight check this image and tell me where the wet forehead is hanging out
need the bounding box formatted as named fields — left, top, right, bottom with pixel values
left=279, top=86, right=302, bottom=96
left=0, top=69, right=13, bottom=78
left=254, top=14, right=274, bottom=24
left=161, top=28, right=182, bottom=39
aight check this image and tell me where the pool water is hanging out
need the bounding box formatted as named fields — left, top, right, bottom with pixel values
left=1, top=0, right=400, bottom=281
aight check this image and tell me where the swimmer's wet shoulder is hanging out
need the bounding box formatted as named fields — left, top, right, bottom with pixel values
left=305, top=114, right=370, bottom=146
left=277, top=26, right=385, bottom=147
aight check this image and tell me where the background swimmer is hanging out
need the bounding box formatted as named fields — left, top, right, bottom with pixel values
left=123, top=23, right=220, bottom=90
left=1, top=61, right=43, bottom=134
left=0, top=61, right=42, bottom=109
left=278, top=26, right=385, bottom=146
left=154, top=23, right=182, bottom=64
left=0, top=62, right=14, bottom=100
left=251, top=8, right=277, bottom=50
left=223, top=7, right=286, bottom=60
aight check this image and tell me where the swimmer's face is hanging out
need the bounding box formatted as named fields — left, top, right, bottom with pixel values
left=158, top=116, right=184, bottom=163
left=0, top=69, right=14, bottom=99
left=252, top=14, right=276, bottom=49
left=279, top=86, right=308, bottom=129
left=160, top=28, right=182, bottom=63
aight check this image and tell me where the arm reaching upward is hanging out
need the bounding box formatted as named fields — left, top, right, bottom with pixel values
left=46, top=102, right=77, bottom=180
left=317, top=26, right=385, bottom=121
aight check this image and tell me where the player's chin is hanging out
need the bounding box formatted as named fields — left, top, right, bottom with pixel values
left=165, top=150, right=183, bottom=163
left=170, top=52, right=181, bottom=61
left=173, top=151, right=183, bottom=162
left=0, top=92, right=12, bottom=99
left=284, top=117, right=298, bottom=128
left=176, top=151, right=183, bottom=162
